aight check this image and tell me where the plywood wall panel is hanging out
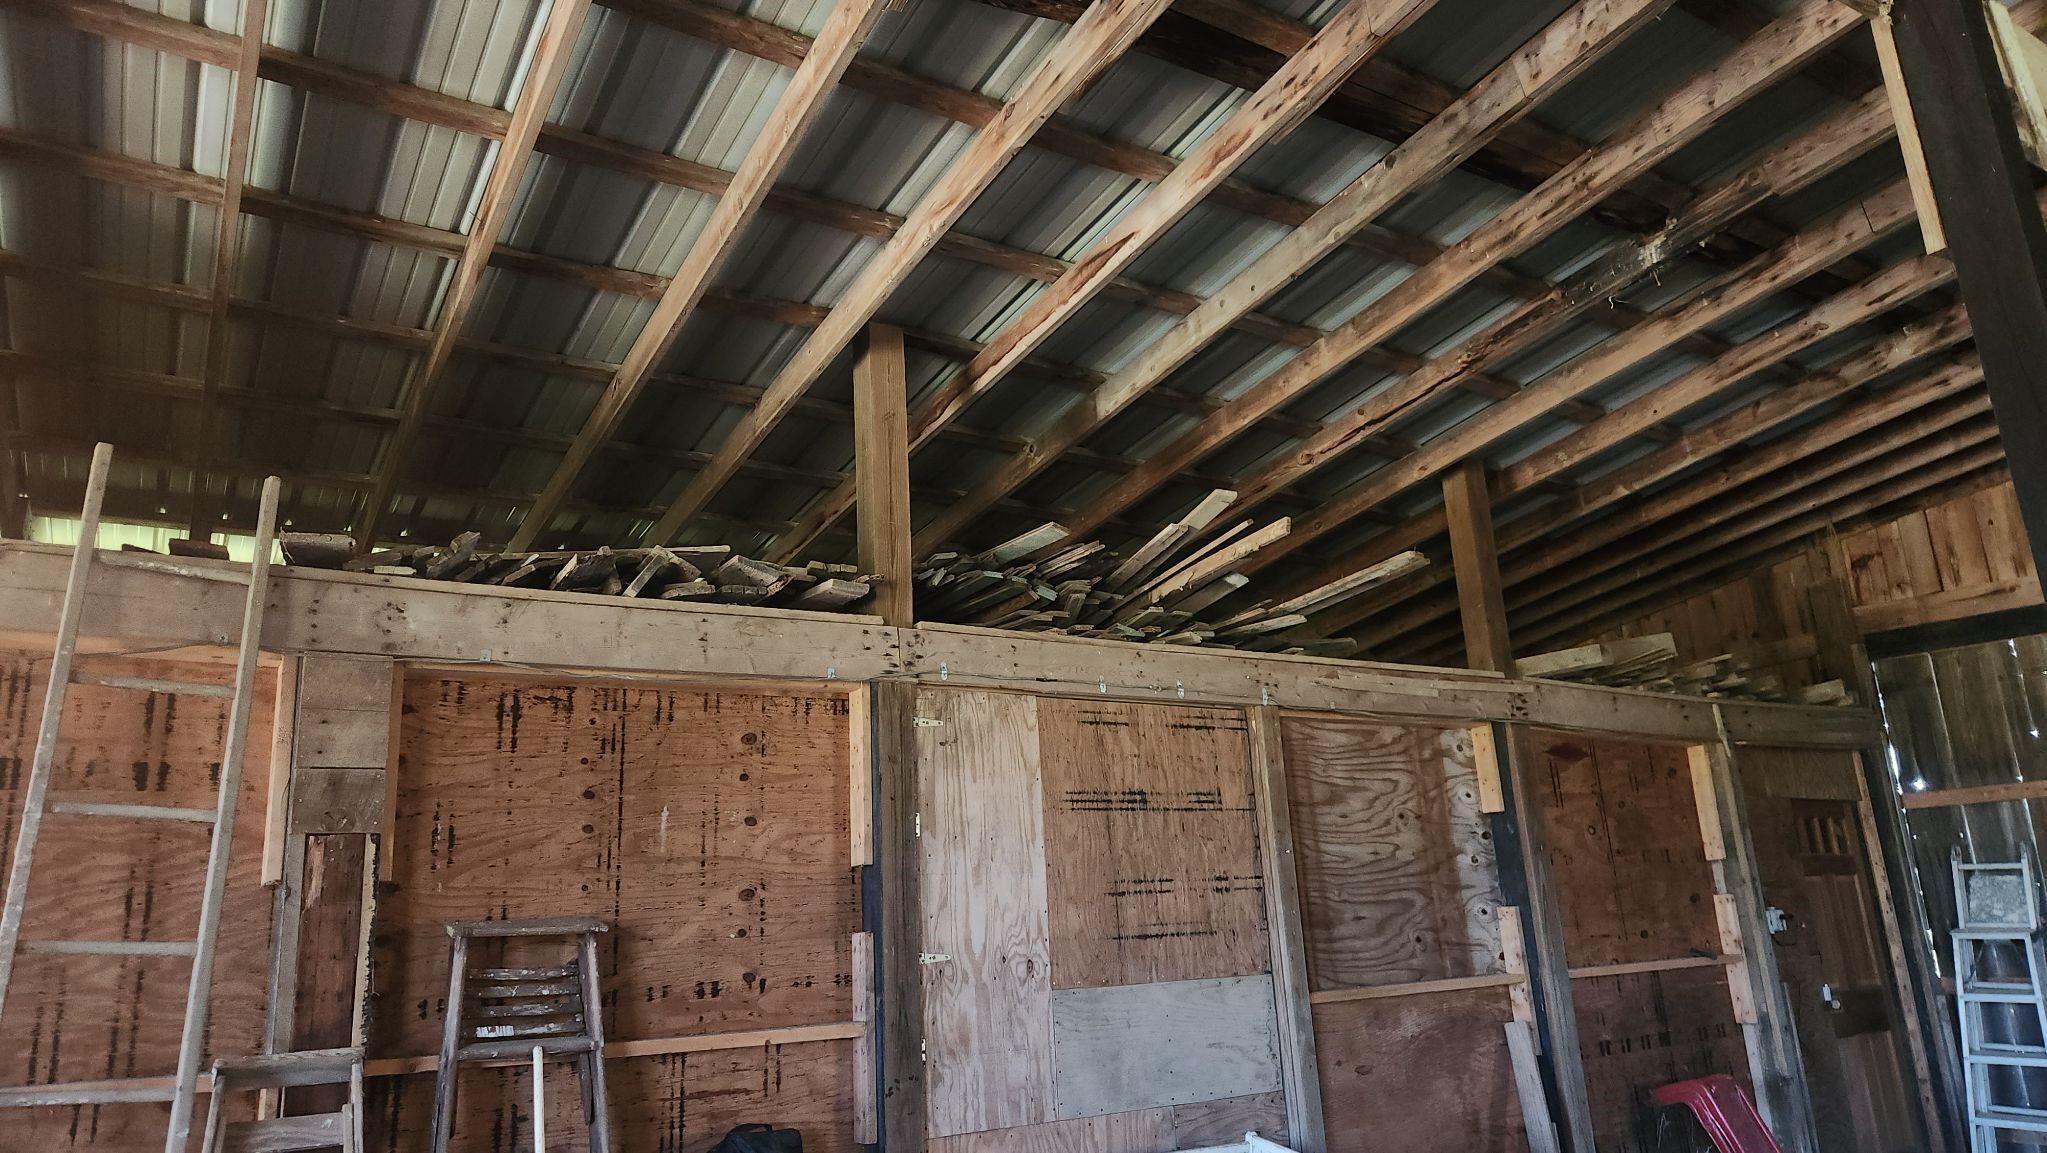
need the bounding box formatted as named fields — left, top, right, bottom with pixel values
left=1530, top=733, right=1718, bottom=966
left=363, top=1038, right=857, bottom=1153
left=916, top=689, right=1052, bottom=1138
left=380, top=676, right=858, bottom=1058
left=1278, top=715, right=1501, bottom=988
left=927, top=1110, right=1173, bottom=1153
left=0, top=649, right=276, bottom=1093
left=1572, top=969, right=1749, bottom=1153
left=1035, top=700, right=1266, bottom=990
left=1311, top=988, right=1526, bottom=1153
left=1047, top=976, right=1281, bottom=1120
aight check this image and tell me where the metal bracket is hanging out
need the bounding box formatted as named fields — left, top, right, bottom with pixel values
left=913, top=717, right=943, bottom=728
left=918, top=952, right=952, bottom=964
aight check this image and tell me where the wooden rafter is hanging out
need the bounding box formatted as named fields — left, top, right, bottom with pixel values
left=1234, top=176, right=1939, bottom=582
left=630, top=0, right=1181, bottom=548
left=350, top=0, right=593, bottom=550
left=1311, top=306, right=1978, bottom=639
left=501, top=0, right=889, bottom=553
left=877, top=0, right=1680, bottom=562
left=1349, top=351, right=1987, bottom=651
left=184, top=0, right=270, bottom=535
left=1036, top=1, right=1869, bottom=555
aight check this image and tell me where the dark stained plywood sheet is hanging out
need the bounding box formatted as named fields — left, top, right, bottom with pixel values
left=1572, top=968, right=1750, bottom=1153
left=1035, top=700, right=1265, bottom=990
left=1279, top=716, right=1501, bottom=988
left=1167, top=1092, right=1286, bottom=1147
left=0, top=649, right=276, bottom=1092
left=380, top=676, right=858, bottom=1057
left=1530, top=732, right=1718, bottom=966
left=915, top=689, right=1053, bottom=1137
left=364, top=1038, right=858, bottom=1153
left=1312, top=987, right=1527, bottom=1153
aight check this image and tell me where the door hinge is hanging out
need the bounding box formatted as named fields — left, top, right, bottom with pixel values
left=913, top=716, right=944, bottom=727
left=919, top=952, right=952, bottom=964
left=913, top=812, right=921, bottom=838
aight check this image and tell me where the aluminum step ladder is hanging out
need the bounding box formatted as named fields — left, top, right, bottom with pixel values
left=1952, top=854, right=2047, bottom=1153
left=0, top=442, right=282, bottom=1153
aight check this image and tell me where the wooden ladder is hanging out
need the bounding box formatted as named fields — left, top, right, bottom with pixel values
left=0, top=441, right=283, bottom=1153
left=431, top=917, right=616, bottom=1153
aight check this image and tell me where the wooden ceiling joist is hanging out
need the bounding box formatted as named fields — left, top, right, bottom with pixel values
left=880, top=0, right=1679, bottom=562
left=1031, top=1, right=1869, bottom=552
left=348, top=0, right=594, bottom=549
left=628, top=0, right=1182, bottom=548
left=501, top=0, right=890, bottom=552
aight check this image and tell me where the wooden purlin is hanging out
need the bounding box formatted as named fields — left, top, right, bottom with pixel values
left=1038, top=1, right=1872, bottom=551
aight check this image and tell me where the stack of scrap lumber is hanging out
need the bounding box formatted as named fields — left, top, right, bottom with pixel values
left=278, top=531, right=879, bottom=613
left=915, top=492, right=1427, bottom=655
left=1513, top=632, right=1851, bottom=704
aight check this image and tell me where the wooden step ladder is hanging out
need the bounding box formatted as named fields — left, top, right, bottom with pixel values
left=0, top=442, right=283, bottom=1153
left=202, top=1047, right=366, bottom=1153
left=432, top=918, right=615, bottom=1153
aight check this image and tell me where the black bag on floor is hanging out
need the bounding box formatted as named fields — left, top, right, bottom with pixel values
left=711, top=1123, right=803, bottom=1153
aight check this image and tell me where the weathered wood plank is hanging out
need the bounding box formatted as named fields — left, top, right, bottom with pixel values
left=1248, top=706, right=1323, bottom=1153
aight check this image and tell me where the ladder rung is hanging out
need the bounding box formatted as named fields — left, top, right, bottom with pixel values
left=21, top=939, right=199, bottom=957
left=223, top=1111, right=347, bottom=1153
left=457, top=1036, right=596, bottom=1062
left=0, top=1081, right=178, bottom=1107
left=477, top=965, right=577, bottom=980
left=473, top=981, right=579, bottom=998
left=47, top=801, right=217, bottom=824
left=71, top=672, right=235, bottom=699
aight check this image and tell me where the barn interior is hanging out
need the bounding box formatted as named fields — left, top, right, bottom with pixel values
left=3, top=0, right=2047, bottom=1149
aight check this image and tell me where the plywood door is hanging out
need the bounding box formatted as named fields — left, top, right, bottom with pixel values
left=1739, top=748, right=1918, bottom=1153
left=916, top=689, right=1054, bottom=1137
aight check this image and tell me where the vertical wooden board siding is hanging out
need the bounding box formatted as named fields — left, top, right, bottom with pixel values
left=916, top=689, right=1053, bottom=1137
left=363, top=1038, right=858, bottom=1153
left=926, top=1109, right=1173, bottom=1153
left=1048, top=975, right=1282, bottom=1120
left=1036, top=699, right=1266, bottom=990
left=0, top=649, right=276, bottom=1089
left=1571, top=969, right=1750, bottom=1153
left=1279, top=715, right=1502, bottom=988
left=1529, top=732, right=1718, bottom=966
left=1311, top=988, right=1527, bottom=1153
left=381, top=676, right=857, bottom=1059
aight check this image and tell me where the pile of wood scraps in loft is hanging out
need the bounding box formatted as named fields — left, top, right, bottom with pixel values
left=278, top=531, right=880, bottom=612
left=1513, top=632, right=1853, bottom=705
left=915, top=489, right=1427, bottom=656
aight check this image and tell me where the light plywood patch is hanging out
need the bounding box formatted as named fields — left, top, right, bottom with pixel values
left=1279, top=715, right=1501, bottom=988
left=1037, top=700, right=1266, bottom=989
left=1049, top=975, right=1281, bottom=1120
left=917, top=689, right=1053, bottom=1137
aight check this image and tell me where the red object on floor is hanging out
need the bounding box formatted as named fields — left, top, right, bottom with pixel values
left=1651, top=1075, right=1784, bottom=1153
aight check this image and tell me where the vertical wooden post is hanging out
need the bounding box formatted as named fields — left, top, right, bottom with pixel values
left=1495, top=725, right=1596, bottom=1153
left=1247, top=706, right=1325, bottom=1153
left=855, top=324, right=915, bottom=627
left=1890, top=0, right=2047, bottom=580
left=1697, top=728, right=1819, bottom=1153
left=873, top=679, right=924, bottom=1153
left=1443, top=459, right=1513, bottom=672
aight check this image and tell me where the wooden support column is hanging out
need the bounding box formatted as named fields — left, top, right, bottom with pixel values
left=873, top=679, right=924, bottom=1153
left=1694, top=730, right=1819, bottom=1153
left=1247, top=706, right=1325, bottom=1153
left=1890, top=0, right=2047, bottom=579
left=854, top=325, right=914, bottom=627
left=1496, top=724, right=1596, bottom=1153
left=1443, top=459, right=1513, bottom=672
